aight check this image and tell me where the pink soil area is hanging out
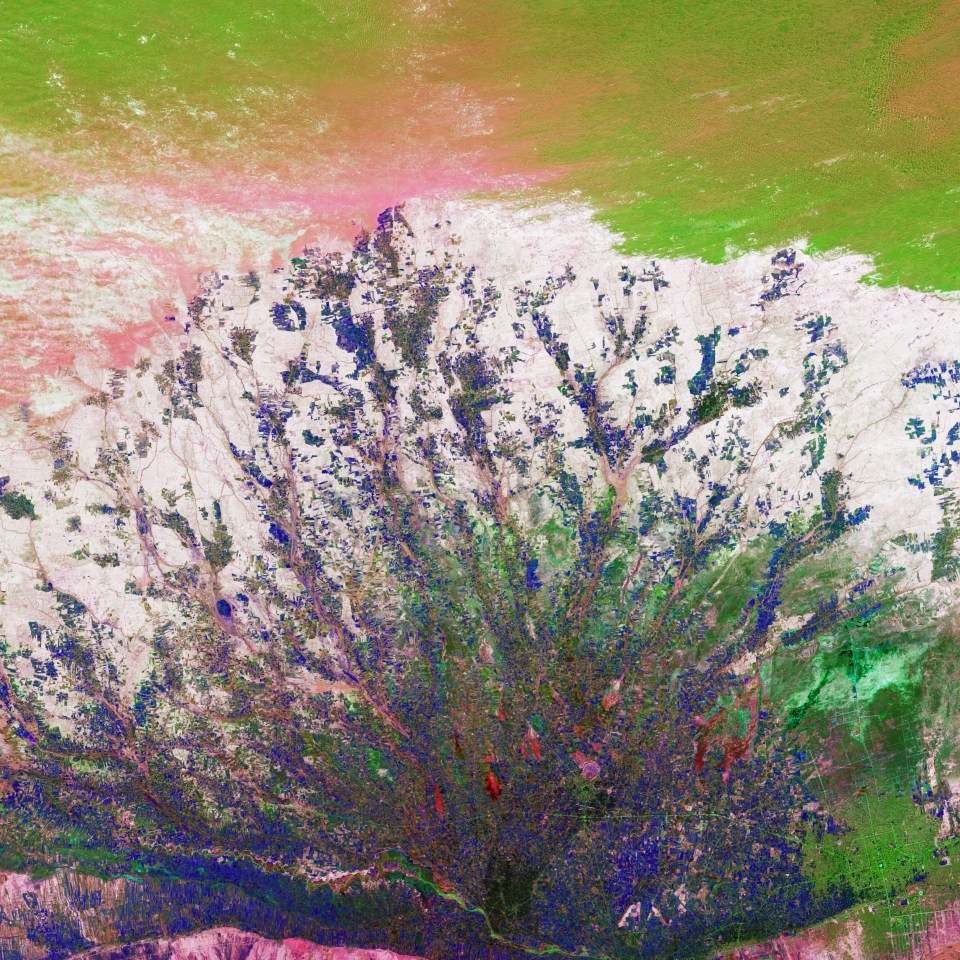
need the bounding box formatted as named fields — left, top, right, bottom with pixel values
left=73, top=927, right=426, bottom=960
left=0, top=253, right=164, bottom=408
left=1, top=140, right=554, bottom=414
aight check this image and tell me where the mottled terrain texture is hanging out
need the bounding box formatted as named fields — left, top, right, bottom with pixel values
left=75, top=927, right=422, bottom=960
left=1, top=202, right=960, bottom=959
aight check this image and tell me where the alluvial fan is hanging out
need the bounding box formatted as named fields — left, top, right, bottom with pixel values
left=0, top=201, right=959, bottom=960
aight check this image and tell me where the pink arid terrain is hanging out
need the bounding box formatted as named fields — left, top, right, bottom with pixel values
left=72, top=928, right=426, bottom=960
left=1, top=112, right=550, bottom=413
